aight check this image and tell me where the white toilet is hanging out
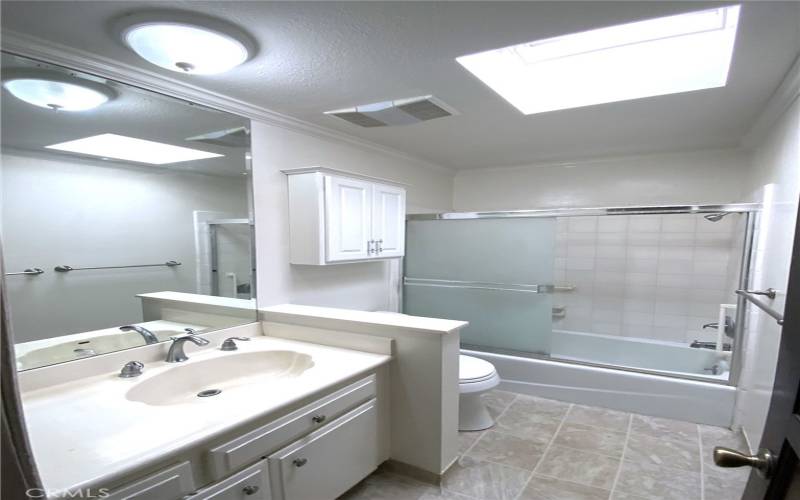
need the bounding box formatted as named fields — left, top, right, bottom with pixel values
left=459, top=355, right=500, bottom=431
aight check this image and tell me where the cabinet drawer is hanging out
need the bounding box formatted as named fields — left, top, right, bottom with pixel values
left=208, top=375, right=375, bottom=479
left=190, top=460, right=271, bottom=500
left=268, top=400, right=379, bottom=500
left=105, top=462, right=195, bottom=500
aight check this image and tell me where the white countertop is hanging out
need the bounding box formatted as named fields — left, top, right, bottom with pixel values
left=261, top=304, right=468, bottom=334
left=21, top=335, right=390, bottom=495
left=137, top=291, right=256, bottom=310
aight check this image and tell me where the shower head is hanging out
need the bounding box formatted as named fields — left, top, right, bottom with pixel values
left=704, top=212, right=729, bottom=222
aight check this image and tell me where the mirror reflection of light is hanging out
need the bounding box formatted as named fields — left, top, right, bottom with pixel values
left=3, top=78, right=110, bottom=111
left=46, top=133, right=223, bottom=165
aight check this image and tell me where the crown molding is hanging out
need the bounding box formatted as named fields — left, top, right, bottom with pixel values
left=742, top=53, right=800, bottom=149
left=1, top=30, right=454, bottom=175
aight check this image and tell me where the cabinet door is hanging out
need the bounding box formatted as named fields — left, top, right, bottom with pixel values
left=268, top=400, right=379, bottom=500
left=371, top=183, right=406, bottom=258
left=324, top=176, right=372, bottom=262
left=104, top=462, right=195, bottom=500
left=192, top=460, right=271, bottom=500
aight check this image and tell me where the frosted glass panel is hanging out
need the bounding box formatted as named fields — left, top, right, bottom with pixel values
left=404, top=218, right=556, bottom=354
left=406, top=219, right=555, bottom=283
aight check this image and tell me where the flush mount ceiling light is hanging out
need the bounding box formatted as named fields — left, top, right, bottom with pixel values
left=46, top=133, right=223, bottom=164
left=118, top=13, right=254, bottom=75
left=2, top=71, right=115, bottom=111
left=456, top=5, right=741, bottom=115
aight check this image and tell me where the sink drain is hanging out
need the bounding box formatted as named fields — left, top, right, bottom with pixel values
left=197, top=389, right=222, bottom=398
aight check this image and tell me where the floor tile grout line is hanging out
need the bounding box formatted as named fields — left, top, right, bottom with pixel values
left=698, top=424, right=706, bottom=500
left=525, top=470, right=614, bottom=495
left=516, top=403, right=574, bottom=500
left=608, top=413, right=633, bottom=498
left=460, top=393, right=519, bottom=458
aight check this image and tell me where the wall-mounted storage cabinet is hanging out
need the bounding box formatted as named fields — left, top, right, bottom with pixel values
left=285, top=168, right=406, bottom=265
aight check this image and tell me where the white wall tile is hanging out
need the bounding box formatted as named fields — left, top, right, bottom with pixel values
left=661, top=215, right=697, bottom=232
left=568, top=216, right=598, bottom=232
left=597, top=216, right=628, bottom=232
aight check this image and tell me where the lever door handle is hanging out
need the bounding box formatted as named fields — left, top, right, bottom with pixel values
left=713, top=446, right=775, bottom=478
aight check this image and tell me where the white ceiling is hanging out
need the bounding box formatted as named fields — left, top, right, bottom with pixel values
left=3, top=1, right=799, bottom=170
left=1, top=53, right=250, bottom=176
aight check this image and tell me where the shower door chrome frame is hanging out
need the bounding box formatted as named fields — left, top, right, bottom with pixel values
left=406, top=203, right=762, bottom=220
left=404, top=203, right=761, bottom=386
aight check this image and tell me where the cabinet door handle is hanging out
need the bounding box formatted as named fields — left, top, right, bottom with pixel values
left=312, top=414, right=326, bottom=424
left=293, top=458, right=308, bottom=467
left=242, top=485, right=260, bottom=495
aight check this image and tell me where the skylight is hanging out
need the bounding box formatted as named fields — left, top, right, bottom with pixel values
left=456, top=5, right=740, bottom=115
left=46, top=133, right=223, bottom=165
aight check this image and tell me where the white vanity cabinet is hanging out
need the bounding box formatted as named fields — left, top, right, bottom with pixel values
left=104, top=462, right=196, bottom=500
left=285, top=168, right=406, bottom=264
left=100, top=375, right=384, bottom=500
left=268, top=401, right=379, bottom=500
left=190, top=460, right=271, bottom=500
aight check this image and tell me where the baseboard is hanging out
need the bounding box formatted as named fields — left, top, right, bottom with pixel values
left=380, top=459, right=443, bottom=486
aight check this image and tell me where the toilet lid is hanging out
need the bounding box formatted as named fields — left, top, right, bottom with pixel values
left=459, top=355, right=496, bottom=382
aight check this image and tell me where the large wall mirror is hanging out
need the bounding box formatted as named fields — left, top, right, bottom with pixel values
left=1, top=53, right=257, bottom=371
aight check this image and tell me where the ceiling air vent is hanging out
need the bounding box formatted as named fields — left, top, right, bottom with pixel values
left=325, top=96, right=456, bottom=127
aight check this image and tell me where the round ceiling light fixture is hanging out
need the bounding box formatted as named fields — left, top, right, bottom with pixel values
left=119, top=13, right=254, bottom=75
left=2, top=71, right=115, bottom=111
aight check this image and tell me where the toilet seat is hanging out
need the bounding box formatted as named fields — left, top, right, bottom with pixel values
left=459, top=355, right=497, bottom=383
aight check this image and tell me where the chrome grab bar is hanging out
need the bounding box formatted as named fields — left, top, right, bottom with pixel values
left=5, top=268, right=44, bottom=276
left=403, top=278, right=573, bottom=294
left=736, top=289, right=784, bottom=325
left=54, top=261, right=181, bottom=273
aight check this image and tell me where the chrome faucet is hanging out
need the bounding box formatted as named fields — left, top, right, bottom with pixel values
left=120, top=325, right=159, bottom=345
left=702, top=316, right=735, bottom=337
left=166, top=334, right=210, bottom=363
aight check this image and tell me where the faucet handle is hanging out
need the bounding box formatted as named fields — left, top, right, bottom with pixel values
left=184, top=327, right=197, bottom=334
left=119, top=361, right=144, bottom=378
left=169, top=334, right=211, bottom=345
left=220, top=337, right=250, bottom=351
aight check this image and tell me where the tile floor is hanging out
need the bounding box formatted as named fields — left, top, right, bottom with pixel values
left=339, top=390, right=750, bottom=500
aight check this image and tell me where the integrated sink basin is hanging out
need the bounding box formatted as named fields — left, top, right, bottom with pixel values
left=125, top=350, right=315, bottom=406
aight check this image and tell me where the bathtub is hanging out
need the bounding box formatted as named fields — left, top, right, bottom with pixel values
left=463, top=329, right=737, bottom=427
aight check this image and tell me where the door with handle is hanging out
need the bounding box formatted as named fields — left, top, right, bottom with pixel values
left=713, top=202, right=800, bottom=499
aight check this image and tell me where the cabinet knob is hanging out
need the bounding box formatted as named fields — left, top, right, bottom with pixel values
left=367, top=240, right=375, bottom=255
left=376, top=239, right=383, bottom=253
left=312, top=414, right=326, bottom=424
left=293, top=458, right=308, bottom=467
left=242, top=485, right=260, bottom=495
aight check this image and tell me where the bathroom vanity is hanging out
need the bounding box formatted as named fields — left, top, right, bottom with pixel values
left=19, top=327, right=391, bottom=499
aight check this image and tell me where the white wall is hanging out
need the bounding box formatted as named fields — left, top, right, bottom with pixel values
left=1, top=153, right=249, bottom=342
left=453, top=148, right=750, bottom=210
left=250, top=121, right=453, bottom=312
left=735, top=96, right=800, bottom=451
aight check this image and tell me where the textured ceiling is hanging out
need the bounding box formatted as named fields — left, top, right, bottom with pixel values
left=2, top=1, right=799, bottom=170
left=1, top=53, right=249, bottom=176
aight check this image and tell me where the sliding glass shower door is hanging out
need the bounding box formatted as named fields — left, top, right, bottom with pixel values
left=403, top=218, right=556, bottom=354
